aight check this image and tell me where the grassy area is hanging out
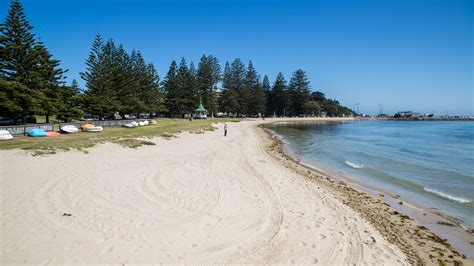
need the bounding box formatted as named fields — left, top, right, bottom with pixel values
left=0, top=118, right=240, bottom=156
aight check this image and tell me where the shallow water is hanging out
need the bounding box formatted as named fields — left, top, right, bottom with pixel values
left=266, top=120, right=474, bottom=227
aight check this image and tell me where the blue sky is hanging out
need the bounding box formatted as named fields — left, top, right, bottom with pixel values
left=1, top=0, right=472, bottom=115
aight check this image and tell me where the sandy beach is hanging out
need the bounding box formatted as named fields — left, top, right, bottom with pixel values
left=0, top=119, right=468, bottom=264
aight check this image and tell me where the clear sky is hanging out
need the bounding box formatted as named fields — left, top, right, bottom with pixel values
left=1, top=0, right=472, bottom=115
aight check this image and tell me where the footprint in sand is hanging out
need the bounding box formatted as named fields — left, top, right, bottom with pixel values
left=320, top=234, right=327, bottom=239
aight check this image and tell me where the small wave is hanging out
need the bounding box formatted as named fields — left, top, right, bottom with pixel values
left=423, top=187, right=471, bottom=204
left=345, top=160, right=365, bottom=169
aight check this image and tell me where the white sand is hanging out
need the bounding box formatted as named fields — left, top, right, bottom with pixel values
left=0, top=120, right=408, bottom=264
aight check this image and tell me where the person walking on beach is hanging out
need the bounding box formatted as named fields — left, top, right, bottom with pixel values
left=224, top=123, right=228, bottom=137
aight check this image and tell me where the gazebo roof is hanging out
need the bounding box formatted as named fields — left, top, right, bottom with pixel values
left=195, top=99, right=207, bottom=112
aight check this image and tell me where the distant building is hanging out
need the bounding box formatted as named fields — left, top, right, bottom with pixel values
left=321, top=112, right=327, bottom=118
left=395, top=111, right=420, bottom=118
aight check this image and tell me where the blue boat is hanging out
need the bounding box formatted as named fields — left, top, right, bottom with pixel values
left=28, top=128, right=47, bottom=137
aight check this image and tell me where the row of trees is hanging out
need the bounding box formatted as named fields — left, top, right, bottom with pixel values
left=1, top=0, right=353, bottom=124
left=160, top=57, right=353, bottom=118
left=80, top=34, right=165, bottom=119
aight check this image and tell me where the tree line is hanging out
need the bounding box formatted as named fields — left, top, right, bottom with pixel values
left=0, top=0, right=353, bottom=124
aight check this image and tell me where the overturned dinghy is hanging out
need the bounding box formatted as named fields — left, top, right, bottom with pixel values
left=0, top=130, right=13, bottom=140
left=123, top=122, right=136, bottom=128
left=46, top=131, right=61, bottom=137
left=81, top=124, right=103, bottom=132
left=29, top=128, right=47, bottom=137
left=61, top=125, right=79, bottom=133
left=138, top=121, right=149, bottom=126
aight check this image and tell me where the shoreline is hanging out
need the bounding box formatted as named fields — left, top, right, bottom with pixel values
left=257, top=119, right=471, bottom=264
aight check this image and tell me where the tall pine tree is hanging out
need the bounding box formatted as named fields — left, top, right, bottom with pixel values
left=288, top=69, right=311, bottom=116
left=244, top=61, right=266, bottom=116
left=222, top=59, right=246, bottom=116
left=262, top=75, right=271, bottom=116
left=219, top=61, right=239, bottom=115
left=162, top=60, right=179, bottom=116
left=143, top=62, right=166, bottom=115
left=30, top=41, right=67, bottom=123
left=197, top=54, right=220, bottom=117
left=270, top=73, right=289, bottom=117
left=163, top=58, right=198, bottom=117
left=0, top=0, right=67, bottom=123
left=80, top=34, right=119, bottom=119
left=0, top=0, right=36, bottom=83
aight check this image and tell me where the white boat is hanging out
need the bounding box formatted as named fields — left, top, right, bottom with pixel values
left=60, top=125, right=79, bottom=133
left=131, top=121, right=139, bottom=127
left=123, top=123, right=136, bottom=128
left=138, top=121, right=148, bottom=126
left=0, top=130, right=13, bottom=140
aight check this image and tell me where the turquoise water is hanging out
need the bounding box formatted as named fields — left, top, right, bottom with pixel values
left=266, top=120, right=474, bottom=227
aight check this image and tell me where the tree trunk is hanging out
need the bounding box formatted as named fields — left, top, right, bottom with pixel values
left=46, top=114, right=50, bottom=124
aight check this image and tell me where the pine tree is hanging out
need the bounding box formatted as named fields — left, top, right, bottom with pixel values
left=56, top=79, right=83, bottom=122
left=197, top=54, right=220, bottom=117
left=176, top=58, right=198, bottom=116
left=262, top=75, right=271, bottom=116
left=30, top=42, right=67, bottom=123
left=116, top=48, right=142, bottom=116
left=0, top=0, right=37, bottom=83
left=0, top=0, right=66, bottom=123
left=162, top=60, right=179, bottom=116
left=271, top=73, right=289, bottom=117
left=244, top=61, right=266, bottom=116
left=221, top=59, right=246, bottom=116
left=80, top=34, right=118, bottom=119
left=163, top=58, right=198, bottom=117
left=143, top=62, right=166, bottom=115
left=288, top=69, right=311, bottom=116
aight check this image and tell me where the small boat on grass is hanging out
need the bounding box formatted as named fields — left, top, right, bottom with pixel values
left=61, top=125, right=79, bottom=133
left=0, top=130, right=13, bottom=140
left=81, top=124, right=103, bottom=132
left=138, top=121, right=149, bottom=126
left=46, top=131, right=61, bottom=137
left=28, top=128, right=47, bottom=137
left=123, top=122, right=136, bottom=128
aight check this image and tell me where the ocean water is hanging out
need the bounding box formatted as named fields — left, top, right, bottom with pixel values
left=266, top=120, right=474, bottom=227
